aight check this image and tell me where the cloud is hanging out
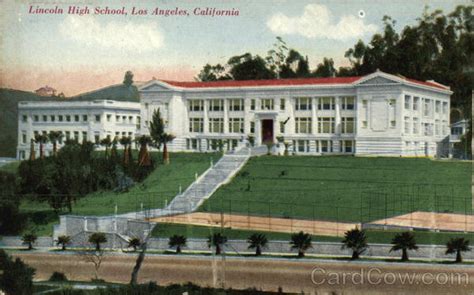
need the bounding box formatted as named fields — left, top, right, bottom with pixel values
left=267, top=4, right=377, bottom=41
left=59, top=15, right=164, bottom=52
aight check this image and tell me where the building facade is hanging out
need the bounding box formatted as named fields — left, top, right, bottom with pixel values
left=17, top=100, right=141, bottom=159
left=138, top=71, right=452, bottom=157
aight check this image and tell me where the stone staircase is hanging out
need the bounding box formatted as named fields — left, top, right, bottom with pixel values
left=163, top=147, right=251, bottom=214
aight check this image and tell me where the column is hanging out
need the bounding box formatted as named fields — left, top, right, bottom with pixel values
left=335, top=97, right=341, bottom=135
left=312, top=97, right=317, bottom=135
left=223, top=99, right=229, bottom=134
left=203, top=100, right=209, bottom=133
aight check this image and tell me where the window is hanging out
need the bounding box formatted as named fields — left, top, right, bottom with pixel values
left=66, top=115, right=71, bottom=122
left=295, top=117, right=312, bottom=133
left=116, top=115, right=120, bottom=122
left=261, top=98, right=274, bottom=110
left=74, top=131, right=79, bottom=141
left=390, top=120, right=396, bottom=128
left=423, top=99, right=431, bottom=116
left=22, top=132, right=27, bottom=144
left=189, top=118, right=204, bottom=133
left=250, top=121, right=255, bottom=133
left=107, top=114, right=111, bottom=122
left=43, top=115, right=47, bottom=122
left=320, top=140, right=332, bottom=153
left=435, top=101, right=441, bottom=113
left=128, top=132, right=133, bottom=137
left=33, top=131, right=39, bottom=138
left=22, top=115, right=27, bottom=122
left=424, top=123, right=431, bottom=136
left=362, top=121, right=368, bottom=128
left=209, top=100, right=224, bottom=112
left=136, top=116, right=141, bottom=129
left=413, top=118, right=419, bottom=134
left=122, top=116, right=127, bottom=121
left=34, top=115, right=39, bottom=122
left=187, top=138, right=200, bottom=150
left=129, top=116, right=133, bottom=123
left=82, top=132, right=87, bottom=141
left=295, top=97, right=312, bottom=110
left=229, top=99, right=244, bottom=111
left=341, top=117, right=354, bottom=133
left=65, top=131, right=70, bottom=140
left=83, top=115, right=88, bottom=122
left=318, top=97, right=335, bottom=110
left=442, top=102, right=448, bottom=114
left=279, top=121, right=285, bottom=133
left=74, top=115, right=79, bottom=122
left=413, top=97, right=420, bottom=111
left=250, top=99, right=256, bottom=110
left=294, top=140, right=310, bottom=153
left=435, top=120, right=440, bottom=135
left=318, top=117, right=335, bottom=133
left=58, top=115, right=63, bottom=122
left=341, top=97, right=355, bottom=110
left=50, top=115, right=55, bottom=122
left=95, top=115, right=101, bottom=122
left=442, top=120, right=448, bottom=134
left=209, top=118, right=224, bottom=133
left=189, top=100, right=204, bottom=112
left=280, top=99, right=285, bottom=110
left=341, top=140, right=354, bottom=153
left=94, top=134, right=100, bottom=144
left=404, top=95, right=411, bottom=110
left=229, top=118, right=244, bottom=133
left=404, top=117, right=411, bottom=134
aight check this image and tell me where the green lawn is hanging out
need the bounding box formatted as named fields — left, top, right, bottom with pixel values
left=199, top=156, right=472, bottom=223
left=152, top=222, right=474, bottom=246
left=19, top=152, right=220, bottom=235
left=0, top=161, right=20, bottom=173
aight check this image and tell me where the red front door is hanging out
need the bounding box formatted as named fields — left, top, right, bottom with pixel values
left=261, top=120, right=274, bottom=143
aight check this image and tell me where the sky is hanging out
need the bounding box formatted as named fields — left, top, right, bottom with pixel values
left=0, top=0, right=468, bottom=96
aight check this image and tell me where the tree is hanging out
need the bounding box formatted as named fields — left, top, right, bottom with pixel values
left=446, top=237, right=470, bottom=263
left=228, top=53, right=275, bottom=80
left=128, top=237, right=142, bottom=252
left=149, top=108, right=165, bottom=151
left=29, top=139, right=36, bottom=161
left=80, top=247, right=106, bottom=281
left=168, top=235, right=187, bottom=254
left=208, top=233, right=227, bottom=255
left=290, top=231, right=312, bottom=258
left=266, top=36, right=289, bottom=78
left=34, top=134, right=48, bottom=159
left=0, top=250, right=35, bottom=295
left=390, top=232, right=418, bottom=261
left=88, top=232, right=107, bottom=251
left=22, top=233, right=37, bottom=250
left=56, top=235, right=71, bottom=251
left=100, top=137, right=112, bottom=158
left=313, top=58, right=337, bottom=77
left=48, top=131, right=63, bottom=156
left=341, top=228, right=368, bottom=260
left=123, top=71, right=134, bottom=87
left=247, top=233, right=268, bottom=256
left=119, top=137, right=132, bottom=166
left=196, top=64, right=230, bottom=81
left=136, top=135, right=152, bottom=166
left=161, top=133, right=175, bottom=165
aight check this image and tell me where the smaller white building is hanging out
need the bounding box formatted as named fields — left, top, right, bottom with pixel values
left=17, top=100, right=141, bottom=159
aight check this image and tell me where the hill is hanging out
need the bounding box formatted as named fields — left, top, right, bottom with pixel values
left=0, top=84, right=140, bottom=157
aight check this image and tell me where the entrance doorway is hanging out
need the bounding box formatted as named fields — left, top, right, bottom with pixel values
left=261, top=119, right=274, bottom=143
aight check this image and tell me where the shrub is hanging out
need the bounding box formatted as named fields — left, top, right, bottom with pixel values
left=49, top=271, right=68, bottom=282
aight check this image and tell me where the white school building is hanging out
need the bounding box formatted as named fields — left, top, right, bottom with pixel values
left=17, top=71, right=452, bottom=159
left=17, top=100, right=141, bottom=159
left=138, top=71, right=452, bottom=157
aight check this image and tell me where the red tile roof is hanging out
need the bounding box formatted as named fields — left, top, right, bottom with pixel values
left=162, top=76, right=362, bottom=88
left=159, top=74, right=449, bottom=91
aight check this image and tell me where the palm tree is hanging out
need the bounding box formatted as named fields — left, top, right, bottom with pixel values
left=22, top=233, right=37, bottom=250
left=100, top=137, right=112, bottom=158
left=34, top=134, right=49, bottom=159
left=56, top=235, right=71, bottom=251
left=341, top=228, right=368, bottom=260
left=48, top=131, right=63, bottom=156
left=110, top=137, right=119, bottom=160
left=119, top=137, right=132, bottom=166
left=208, top=233, right=227, bottom=255
left=88, top=232, right=107, bottom=251
left=390, top=232, right=418, bottom=261
left=168, top=235, right=187, bottom=254
left=161, top=133, right=175, bottom=164
left=446, top=238, right=470, bottom=263
left=136, top=135, right=152, bottom=166
left=128, top=237, right=142, bottom=252
left=290, top=231, right=312, bottom=258
left=247, top=233, right=268, bottom=256
left=29, top=138, right=36, bottom=160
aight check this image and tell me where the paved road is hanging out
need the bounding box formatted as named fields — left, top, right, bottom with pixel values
left=13, top=253, right=474, bottom=294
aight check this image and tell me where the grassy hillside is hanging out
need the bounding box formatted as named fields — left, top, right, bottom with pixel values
left=0, top=84, right=139, bottom=157
left=200, top=156, right=472, bottom=222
